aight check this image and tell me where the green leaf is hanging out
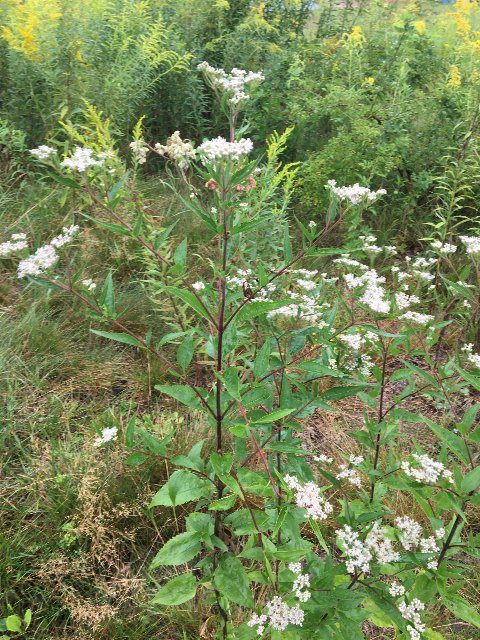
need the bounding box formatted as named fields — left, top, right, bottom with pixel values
left=151, top=572, right=197, bottom=606
left=214, top=554, right=253, bottom=607
left=155, top=384, right=202, bottom=410
left=150, top=470, right=214, bottom=507
left=421, top=416, right=470, bottom=465
left=173, top=238, right=187, bottom=271
left=125, top=416, right=136, bottom=448
left=47, top=171, right=80, bottom=189
left=82, top=214, right=131, bottom=236
left=439, top=587, right=480, bottom=629
left=209, top=493, right=237, bottom=511
left=462, top=466, right=480, bottom=494
left=5, top=616, right=22, bottom=633
left=319, top=385, right=366, bottom=402
left=456, top=365, right=480, bottom=392
left=252, top=407, right=295, bottom=424
left=150, top=532, right=202, bottom=568
left=126, top=452, right=147, bottom=466
left=236, top=300, right=291, bottom=324
left=253, top=339, right=273, bottom=379
left=23, top=609, right=32, bottom=629
left=164, top=286, right=212, bottom=323
left=177, top=334, right=194, bottom=370
left=210, top=452, right=233, bottom=477
left=91, top=330, right=142, bottom=348
left=100, top=271, right=115, bottom=315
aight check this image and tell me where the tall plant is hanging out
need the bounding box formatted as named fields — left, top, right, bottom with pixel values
left=1, top=63, right=479, bottom=640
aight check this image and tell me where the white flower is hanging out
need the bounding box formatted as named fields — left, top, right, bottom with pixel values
left=336, top=525, right=373, bottom=574
left=431, top=240, right=457, bottom=254
left=400, top=311, right=434, bottom=325
left=154, top=131, right=196, bottom=170
left=293, top=573, right=311, bottom=601
left=129, top=140, right=148, bottom=164
left=192, top=281, right=205, bottom=291
left=349, top=455, right=364, bottom=466
left=308, top=220, right=317, bottom=228
left=249, top=596, right=304, bottom=633
left=326, top=179, right=386, bottom=205
left=93, top=426, right=118, bottom=447
left=389, top=581, right=406, bottom=597
left=395, top=516, right=422, bottom=550
left=339, top=333, right=365, bottom=350
left=61, top=147, right=105, bottom=172
left=198, top=137, right=253, bottom=163
left=17, top=225, right=79, bottom=278
left=399, top=598, right=426, bottom=639
left=365, top=522, right=401, bottom=564
left=395, top=292, right=420, bottom=310
left=435, top=527, right=445, bottom=540
left=459, top=235, right=480, bottom=256
left=336, top=464, right=362, bottom=488
left=313, top=454, right=333, bottom=464
left=284, top=475, right=333, bottom=521
left=401, top=454, right=453, bottom=485
left=30, top=145, right=56, bottom=160
left=0, top=233, right=28, bottom=257
left=82, top=278, right=96, bottom=291
left=462, top=343, right=480, bottom=368
left=288, top=562, right=303, bottom=575
left=50, top=225, right=79, bottom=248
left=17, top=245, right=59, bottom=278
left=197, top=62, right=264, bottom=106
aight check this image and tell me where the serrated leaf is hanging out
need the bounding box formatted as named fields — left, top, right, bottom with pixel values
left=151, top=572, right=197, bottom=606
left=214, top=554, right=253, bottom=607
left=164, top=286, right=212, bottom=323
left=150, top=532, right=202, bottom=568
left=150, top=470, right=214, bottom=507
left=252, top=407, right=295, bottom=424
left=155, top=384, right=202, bottom=409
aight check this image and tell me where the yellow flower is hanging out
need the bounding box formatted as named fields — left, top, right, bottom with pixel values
left=413, top=20, right=426, bottom=35
left=447, top=65, right=462, bottom=89
left=344, top=25, right=366, bottom=48
left=364, top=76, right=375, bottom=86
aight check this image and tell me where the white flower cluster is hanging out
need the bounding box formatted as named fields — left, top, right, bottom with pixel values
left=197, top=62, right=264, bottom=107
left=336, top=454, right=364, bottom=488
left=430, top=240, right=457, bottom=254
left=0, top=232, right=28, bottom=258
left=360, top=234, right=397, bottom=256
left=248, top=596, right=304, bottom=635
left=129, top=140, right=148, bottom=164
left=154, top=131, right=196, bottom=170
left=409, top=256, right=436, bottom=283
left=389, top=581, right=405, bottom=597
left=17, top=225, right=79, bottom=278
left=93, top=426, right=118, bottom=448
left=198, top=137, right=253, bottom=163
left=313, top=454, right=333, bottom=464
left=399, top=598, right=425, bottom=640
left=401, top=454, right=454, bottom=485
left=400, top=311, right=434, bottom=325
left=192, top=281, right=205, bottom=291
left=395, top=292, right=420, bottom=310
left=61, top=147, right=105, bottom=172
left=336, top=525, right=373, bottom=574
left=339, top=332, right=365, bottom=351
left=459, top=235, right=480, bottom=256
left=395, top=516, right=441, bottom=567
left=326, top=179, right=386, bottom=205
left=343, top=268, right=390, bottom=314
left=292, top=573, right=311, bottom=603
left=82, top=278, right=96, bottom=291
left=462, top=343, right=480, bottom=368
left=365, top=522, right=401, bottom=564
left=30, top=145, right=56, bottom=160
left=284, top=475, right=333, bottom=521
left=394, top=517, right=421, bottom=553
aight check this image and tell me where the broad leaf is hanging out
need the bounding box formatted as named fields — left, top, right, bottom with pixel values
left=150, top=532, right=202, bottom=568
left=150, top=470, right=214, bottom=507
left=151, top=572, right=197, bottom=606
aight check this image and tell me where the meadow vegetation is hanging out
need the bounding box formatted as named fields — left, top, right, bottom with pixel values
left=0, top=1, right=479, bottom=639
